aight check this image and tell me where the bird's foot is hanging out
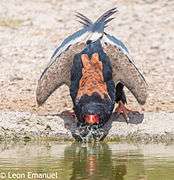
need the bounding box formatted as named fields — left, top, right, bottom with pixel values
left=115, top=101, right=137, bottom=124
left=61, top=110, right=76, bottom=118
left=60, top=110, right=76, bottom=129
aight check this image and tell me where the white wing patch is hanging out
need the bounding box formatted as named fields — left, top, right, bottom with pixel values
left=46, top=31, right=91, bottom=70
left=102, top=34, right=129, bottom=56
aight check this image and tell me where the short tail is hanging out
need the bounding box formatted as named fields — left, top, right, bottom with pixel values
left=95, top=7, right=118, bottom=26
left=75, top=12, right=93, bottom=27
left=76, top=7, right=118, bottom=29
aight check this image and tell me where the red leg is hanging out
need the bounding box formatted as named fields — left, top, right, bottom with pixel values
left=115, top=101, right=137, bottom=124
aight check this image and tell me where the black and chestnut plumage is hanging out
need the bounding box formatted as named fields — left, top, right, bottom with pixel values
left=36, top=8, right=147, bottom=140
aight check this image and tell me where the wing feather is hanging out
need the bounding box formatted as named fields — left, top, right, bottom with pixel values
left=46, top=28, right=89, bottom=71
left=36, top=27, right=90, bottom=105
left=102, top=34, right=147, bottom=105
left=36, top=42, right=85, bottom=105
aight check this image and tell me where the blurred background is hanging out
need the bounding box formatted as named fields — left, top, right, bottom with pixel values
left=0, top=0, right=173, bottom=114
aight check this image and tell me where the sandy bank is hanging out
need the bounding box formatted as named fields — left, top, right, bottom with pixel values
left=0, top=111, right=173, bottom=143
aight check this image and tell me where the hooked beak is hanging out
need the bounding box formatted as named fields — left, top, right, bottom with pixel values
left=84, top=114, right=100, bottom=125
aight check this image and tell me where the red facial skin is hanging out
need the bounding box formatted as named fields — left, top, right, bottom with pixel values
left=84, top=115, right=100, bottom=125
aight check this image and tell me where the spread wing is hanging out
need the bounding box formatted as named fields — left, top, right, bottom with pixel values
left=102, top=33, right=147, bottom=105
left=36, top=8, right=147, bottom=106
left=36, top=28, right=90, bottom=105
left=36, top=8, right=119, bottom=106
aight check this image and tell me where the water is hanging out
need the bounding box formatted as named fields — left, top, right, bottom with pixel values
left=0, top=141, right=173, bottom=180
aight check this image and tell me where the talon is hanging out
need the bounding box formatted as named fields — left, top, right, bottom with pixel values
left=115, top=101, right=135, bottom=124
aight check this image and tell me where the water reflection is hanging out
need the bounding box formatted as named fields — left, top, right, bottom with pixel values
left=64, top=143, right=127, bottom=180
left=0, top=141, right=173, bottom=180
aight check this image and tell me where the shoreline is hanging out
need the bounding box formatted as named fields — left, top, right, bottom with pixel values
left=0, top=111, right=173, bottom=143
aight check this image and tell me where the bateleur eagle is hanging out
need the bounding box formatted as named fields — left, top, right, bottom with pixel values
left=36, top=8, right=147, bottom=141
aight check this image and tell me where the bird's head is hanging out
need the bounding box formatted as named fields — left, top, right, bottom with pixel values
left=73, top=102, right=112, bottom=142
